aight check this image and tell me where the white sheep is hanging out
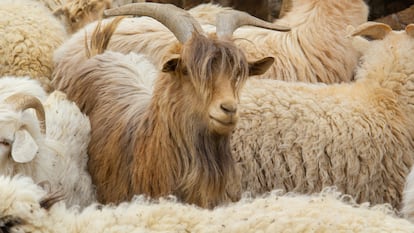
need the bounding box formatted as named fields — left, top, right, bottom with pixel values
left=53, top=0, right=368, bottom=84
left=52, top=4, right=274, bottom=208
left=0, top=0, right=67, bottom=92
left=1, top=174, right=414, bottom=233
left=227, top=22, right=414, bottom=209
left=0, top=77, right=96, bottom=207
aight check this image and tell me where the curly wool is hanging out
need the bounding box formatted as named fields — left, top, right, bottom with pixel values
left=229, top=24, right=414, bottom=209
left=1, top=175, right=413, bottom=233
left=0, top=0, right=67, bottom=90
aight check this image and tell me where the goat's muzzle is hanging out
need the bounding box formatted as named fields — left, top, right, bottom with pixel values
left=209, top=100, right=239, bottom=135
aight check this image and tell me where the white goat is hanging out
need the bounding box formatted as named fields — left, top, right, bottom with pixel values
left=228, top=22, right=414, bottom=209
left=0, top=77, right=95, bottom=207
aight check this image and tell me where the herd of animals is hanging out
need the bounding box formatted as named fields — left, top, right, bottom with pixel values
left=1, top=0, right=414, bottom=232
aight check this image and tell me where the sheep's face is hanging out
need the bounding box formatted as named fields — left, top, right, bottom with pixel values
left=162, top=35, right=274, bottom=135
left=0, top=108, right=40, bottom=167
left=350, top=23, right=414, bottom=79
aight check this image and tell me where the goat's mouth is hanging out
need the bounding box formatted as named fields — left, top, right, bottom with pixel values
left=209, top=116, right=237, bottom=134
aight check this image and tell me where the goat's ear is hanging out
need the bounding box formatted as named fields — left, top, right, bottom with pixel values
left=52, top=7, right=64, bottom=17
left=11, top=130, right=38, bottom=163
left=162, top=58, right=180, bottom=73
left=248, top=57, right=274, bottom=76
left=406, top=24, right=414, bottom=37
left=351, top=22, right=392, bottom=40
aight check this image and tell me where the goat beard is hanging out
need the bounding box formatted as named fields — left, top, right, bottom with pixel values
left=173, top=126, right=236, bottom=208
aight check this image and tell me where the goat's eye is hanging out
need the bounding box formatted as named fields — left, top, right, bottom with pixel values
left=181, top=67, right=188, bottom=76
left=361, top=35, right=375, bottom=41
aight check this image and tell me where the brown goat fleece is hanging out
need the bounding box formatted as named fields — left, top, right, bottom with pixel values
left=52, top=17, right=273, bottom=208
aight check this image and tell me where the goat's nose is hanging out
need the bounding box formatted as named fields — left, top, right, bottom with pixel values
left=220, top=102, right=237, bottom=114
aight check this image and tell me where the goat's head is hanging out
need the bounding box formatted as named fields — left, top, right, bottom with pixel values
left=0, top=94, right=45, bottom=165
left=104, top=3, right=289, bottom=135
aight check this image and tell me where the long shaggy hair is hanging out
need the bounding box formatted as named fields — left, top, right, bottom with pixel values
left=53, top=18, right=250, bottom=208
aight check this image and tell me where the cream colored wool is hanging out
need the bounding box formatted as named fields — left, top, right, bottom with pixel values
left=53, top=0, right=368, bottom=84
left=0, top=77, right=95, bottom=207
left=229, top=24, right=414, bottom=209
left=1, top=175, right=413, bottom=233
left=402, top=166, right=414, bottom=222
left=0, top=0, right=67, bottom=91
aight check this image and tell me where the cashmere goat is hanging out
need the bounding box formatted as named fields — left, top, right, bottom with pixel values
left=52, top=3, right=274, bottom=208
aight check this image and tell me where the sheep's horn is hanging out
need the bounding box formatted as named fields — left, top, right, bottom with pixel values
left=5, top=94, right=46, bottom=134
left=216, top=10, right=290, bottom=38
left=406, top=24, right=414, bottom=37
left=351, top=22, right=392, bottom=40
left=103, top=3, right=203, bottom=43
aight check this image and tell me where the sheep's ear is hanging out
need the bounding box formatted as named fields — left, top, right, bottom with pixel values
left=351, top=22, right=392, bottom=40
left=162, top=58, right=180, bottom=73
left=248, top=57, right=274, bottom=76
left=406, top=24, right=414, bottom=37
left=11, top=130, right=38, bottom=163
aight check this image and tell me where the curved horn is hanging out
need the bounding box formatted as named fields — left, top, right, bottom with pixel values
left=406, top=24, right=414, bottom=37
left=351, top=22, right=392, bottom=40
left=216, top=10, right=290, bottom=38
left=5, top=94, right=46, bottom=134
left=103, top=3, right=203, bottom=43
